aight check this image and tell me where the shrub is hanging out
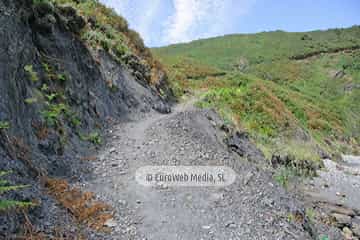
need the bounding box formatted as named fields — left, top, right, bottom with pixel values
left=82, top=132, right=102, bottom=145
left=41, top=103, right=69, bottom=126
left=57, top=74, right=67, bottom=82
left=274, top=167, right=296, bottom=188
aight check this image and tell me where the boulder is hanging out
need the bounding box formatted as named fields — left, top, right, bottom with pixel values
left=226, top=131, right=265, bottom=162
left=331, top=213, right=352, bottom=227
left=322, top=203, right=356, bottom=217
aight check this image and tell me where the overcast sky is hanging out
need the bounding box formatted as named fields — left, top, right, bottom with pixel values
left=100, top=0, right=360, bottom=47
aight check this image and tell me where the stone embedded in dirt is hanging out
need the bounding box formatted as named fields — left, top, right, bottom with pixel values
left=210, top=193, right=224, bottom=202
left=243, top=171, right=254, bottom=185
left=331, top=213, right=352, bottom=227
left=336, top=192, right=347, bottom=198
left=225, top=221, right=236, bottom=228
left=322, top=203, right=357, bottom=217
left=352, top=217, right=360, bottom=237
left=220, top=124, right=230, bottom=133
left=152, top=101, right=171, bottom=114
left=104, top=218, right=118, bottom=228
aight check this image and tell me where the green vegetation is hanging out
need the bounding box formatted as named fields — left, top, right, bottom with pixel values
left=305, top=208, right=316, bottom=222
left=41, top=103, right=69, bottom=126
left=57, top=73, right=67, bottom=82
left=0, top=121, right=10, bottom=130
left=0, top=171, right=33, bottom=211
left=24, top=65, right=39, bottom=82
left=154, top=27, right=360, bottom=70
left=24, top=97, right=38, bottom=104
left=32, top=0, right=49, bottom=5
left=81, top=132, right=102, bottom=145
left=274, top=167, right=296, bottom=188
left=154, top=26, right=360, bottom=169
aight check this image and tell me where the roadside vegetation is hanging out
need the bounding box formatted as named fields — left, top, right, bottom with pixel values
left=153, top=26, right=360, bottom=177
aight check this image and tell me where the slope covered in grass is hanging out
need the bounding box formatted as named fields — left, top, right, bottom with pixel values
left=153, top=26, right=360, bottom=161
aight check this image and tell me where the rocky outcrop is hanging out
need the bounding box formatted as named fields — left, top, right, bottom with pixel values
left=0, top=0, right=171, bottom=237
left=225, top=131, right=266, bottom=162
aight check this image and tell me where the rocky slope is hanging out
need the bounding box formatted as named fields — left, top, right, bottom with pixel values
left=0, top=0, right=171, bottom=237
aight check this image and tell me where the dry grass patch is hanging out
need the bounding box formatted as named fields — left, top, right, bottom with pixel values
left=44, top=177, right=113, bottom=232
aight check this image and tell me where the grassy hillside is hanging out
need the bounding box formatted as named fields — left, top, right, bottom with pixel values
left=153, top=26, right=360, bottom=164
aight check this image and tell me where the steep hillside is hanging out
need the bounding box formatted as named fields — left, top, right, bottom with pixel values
left=0, top=0, right=171, bottom=237
left=153, top=26, right=360, bottom=169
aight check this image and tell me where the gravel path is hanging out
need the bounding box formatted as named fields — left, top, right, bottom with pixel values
left=304, top=156, right=360, bottom=211
left=83, top=101, right=310, bottom=240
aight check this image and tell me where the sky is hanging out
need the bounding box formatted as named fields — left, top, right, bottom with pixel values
left=100, top=0, right=360, bottom=47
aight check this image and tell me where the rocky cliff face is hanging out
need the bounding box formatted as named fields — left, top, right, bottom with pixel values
left=0, top=0, right=171, bottom=236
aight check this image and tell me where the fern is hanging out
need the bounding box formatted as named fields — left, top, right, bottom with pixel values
left=0, top=171, right=34, bottom=211
left=0, top=185, right=29, bottom=193
left=0, top=200, right=33, bottom=211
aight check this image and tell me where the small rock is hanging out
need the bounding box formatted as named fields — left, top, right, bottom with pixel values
left=336, top=192, right=346, bottom=198
left=202, top=225, right=211, bottom=230
left=331, top=213, right=352, bottom=227
left=210, top=193, right=224, bottom=202
left=343, top=227, right=354, bottom=240
left=153, top=101, right=171, bottom=114
left=225, top=221, right=236, bottom=228
left=104, top=218, right=117, bottom=228
left=156, top=182, right=168, bottom=189
left=243, top=171, right=254, bottom=185
left=325, top=204, right=356, bottom=217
